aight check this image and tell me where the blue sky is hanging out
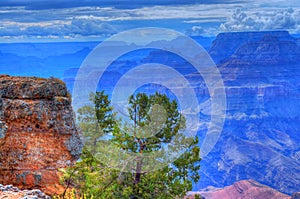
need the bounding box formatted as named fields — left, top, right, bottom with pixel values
left=0, top=0, right=300, bottom=42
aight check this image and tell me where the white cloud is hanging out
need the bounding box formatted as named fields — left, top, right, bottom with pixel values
left=185, top=26, right=205, bottom=36
left=2, top=1, right=300, bottom=41
left=67, top=4, right=236, bottom=22
left=0, top=18, right=117, bottom=39
left=220, top=8, right=300, bottom=32
left=0, top=3, right=237, bottom=40
left=0, top=4, right=236, bottom=22
left=67, top=18, right=117, bottom=36
left=251, top=0, right=300, bottom=8
left=131, top=4, right=235, bottom=20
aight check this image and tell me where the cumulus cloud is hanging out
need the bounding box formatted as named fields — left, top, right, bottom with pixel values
left=0, top=18, right=117, bottom=39
left=185, top=26, right=218, bottom=36
left=220, top=8, right=300, bottom=32
left=2, top=0, right=300, bottom=41
left=66, top=19, right=117, bottom=36
left=185, top=26, right=206, bottom=36
left=0, top=2, right=239, bottom=40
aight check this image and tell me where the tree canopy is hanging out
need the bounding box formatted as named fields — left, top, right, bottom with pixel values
left=60, top=91, right=201, bottom=199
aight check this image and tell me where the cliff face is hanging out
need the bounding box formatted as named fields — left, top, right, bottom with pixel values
left=209, top=31, right=295, bottom=64
left=224, top=35, right=300, bottom=65
left=0, top=75, right=82, bottom=195
left=292, top=193, right=300, bottom=199
left=195, top=31, right=300, bottom=195
left=188, top=180, right=291, bottom=199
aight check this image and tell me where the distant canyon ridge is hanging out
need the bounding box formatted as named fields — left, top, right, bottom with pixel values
left=0, top=30, right=298, bottom=196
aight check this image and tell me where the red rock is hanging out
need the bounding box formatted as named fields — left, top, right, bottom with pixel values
left=0, top=75, right=82, bottom=196
left=188, top=179, right=291, bottom=199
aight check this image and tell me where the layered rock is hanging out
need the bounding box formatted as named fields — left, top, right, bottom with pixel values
left=188, top=180, right=290, bottom=199
left=227, top=35, right=300, bottom=65
left=209, top=31, right=295, bottom=63
left=194, top=31, right=300, bottom=194
left=0, top=75, right=82, bottom=195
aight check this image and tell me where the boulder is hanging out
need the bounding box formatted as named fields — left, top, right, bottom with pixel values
left=0, top=75, right=82, bottom=195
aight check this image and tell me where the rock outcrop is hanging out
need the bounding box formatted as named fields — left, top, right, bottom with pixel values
left=209, top=31, right=295, bottom=63
left=226, top=35, right=300, bottom=65
left=292, top=192, right=300, bottom=199
left=195, top=31, right=300, bottom=195
left=0, top=184, right=50, bottom=199
left=188, top=180, right=291, bottom=199
left=0, top=75, right=82, bottom=195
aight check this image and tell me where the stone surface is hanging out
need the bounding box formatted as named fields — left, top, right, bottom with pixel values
left=228, top=35, right=300, bottom=65
left=292, top=192, right=300, bottom=199
left=0, top=75, right=82, bottom=195
left=195, top=31, right=300, bottom=195
left=209, top=31, right=295, bottom=64
left=188, top=180, right=291, bottom=199
left=0, top=184, right=50, bottom=199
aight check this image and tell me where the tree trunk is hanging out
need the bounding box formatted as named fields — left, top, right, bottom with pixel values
left=134, top=156, right=143, bottom=184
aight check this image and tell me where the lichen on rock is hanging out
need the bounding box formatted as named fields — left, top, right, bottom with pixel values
left=0, top=121, right=7, bottom=139
left=0, top=184, right=50, bottom=199
left=65, top=132, right=83, bottom=159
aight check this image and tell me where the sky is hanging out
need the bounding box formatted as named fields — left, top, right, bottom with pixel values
left=0, top=0, right=300, bottom=42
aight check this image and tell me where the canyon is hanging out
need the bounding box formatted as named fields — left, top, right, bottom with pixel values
left=0, top=30, right=299, bottom=197
left=188, top=179, right=298, bottom=199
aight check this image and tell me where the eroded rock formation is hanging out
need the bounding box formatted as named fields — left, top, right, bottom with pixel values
left=292, top=192, right=300, bottom=199
left=188, top=179, right=291, bottom=199
left=0, top=75, right=82, bottom=195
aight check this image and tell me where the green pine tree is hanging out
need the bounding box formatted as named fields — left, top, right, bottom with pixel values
left=60, top=91, right=201, bottom=199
